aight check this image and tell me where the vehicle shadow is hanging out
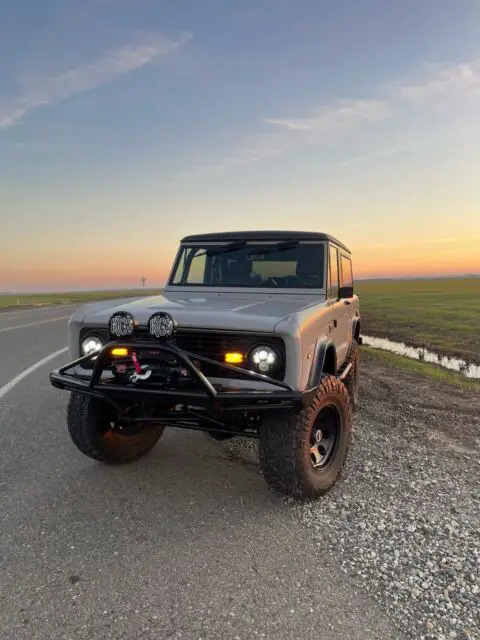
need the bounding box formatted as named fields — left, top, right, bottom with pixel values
left=44, top=428, right=285, bottom=556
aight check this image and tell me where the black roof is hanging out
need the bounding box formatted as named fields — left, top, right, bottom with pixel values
left=181, top=230, right=350, bottom=253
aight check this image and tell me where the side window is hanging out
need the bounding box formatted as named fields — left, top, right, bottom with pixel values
left=188, top=250, right=207, bottom=283
left=172, top=249, right=187, bottom=284
left=328, top=245, right=339, bottom=298
left=340, top=254, right=353, bottom=288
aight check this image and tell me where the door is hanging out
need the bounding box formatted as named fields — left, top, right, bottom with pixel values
left=336, top=251, right=355, bottom=364
left=326, top=244, right=347, bottom=369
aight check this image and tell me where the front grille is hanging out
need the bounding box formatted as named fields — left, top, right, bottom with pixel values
left=156, top=329, right=285, bottom=380
left=79, top=328, right=286, bottom=380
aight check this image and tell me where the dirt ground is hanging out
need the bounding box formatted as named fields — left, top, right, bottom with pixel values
left=361, top=352, right=480, bottom=456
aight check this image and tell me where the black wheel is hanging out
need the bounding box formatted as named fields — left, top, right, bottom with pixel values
left=343, top=340, right=360, bottom=412
left=67, top=393, right=164, bottom=464
left=259, top=375, right=352, bottom=499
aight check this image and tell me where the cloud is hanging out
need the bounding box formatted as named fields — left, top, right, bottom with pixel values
left=337, top=145, right=412, bottom=166
left=247, top=99, right=392, bottom=157
left=386, top=59, right=480, bottom=103
left=264, top=99, right=392, bottom=134
left=263, top=119, right=313, bottom=131
left=174, top=56, right=480, bottom=182
left=0, top=31, right=192, bottom=130
left=184, top=99, right=392, bottom=179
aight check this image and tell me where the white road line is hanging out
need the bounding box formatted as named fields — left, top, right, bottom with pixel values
left=0, top=347, right=68, bottom=400
left=0, top=312, right=36, bottom=320
left=0, top=310, right=69, bottom=320
left=0, top=316, right=70, bottom=334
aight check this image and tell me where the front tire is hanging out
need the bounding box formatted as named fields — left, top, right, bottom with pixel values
left=259, top=375, right=352, bottom=499
left=67, top=393, right=164, bottom=464
left=343, top=340, right=360, bottom=412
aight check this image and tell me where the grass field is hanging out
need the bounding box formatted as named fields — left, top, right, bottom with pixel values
left=0, top=289, right=163, bottom=310
left=356, top=277, right=480, bottom=364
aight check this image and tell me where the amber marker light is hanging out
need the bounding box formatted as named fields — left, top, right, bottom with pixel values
left=224, top=352, right=244, bottom=365
left=111, top=347, right=129, bottom=357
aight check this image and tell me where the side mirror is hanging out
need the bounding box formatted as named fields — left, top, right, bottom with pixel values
left=338, top=285, right=353, bottom=299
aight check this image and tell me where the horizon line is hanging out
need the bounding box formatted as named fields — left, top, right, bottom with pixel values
left=1, top=272, right=479, bottom=295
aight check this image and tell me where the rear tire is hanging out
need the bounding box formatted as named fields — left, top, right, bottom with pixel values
left=67, top=392, right=164, bottom=464
left=259, top=375, right=352, bottom=499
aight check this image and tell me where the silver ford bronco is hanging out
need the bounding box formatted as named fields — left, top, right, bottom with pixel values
left=50, top=231, right=361, bottom=499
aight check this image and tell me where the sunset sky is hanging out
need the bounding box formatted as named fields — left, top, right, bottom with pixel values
left=1, top=0, right=479, bottom=291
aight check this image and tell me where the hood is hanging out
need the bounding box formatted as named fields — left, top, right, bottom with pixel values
left=82, top=291, right=324, bottom=333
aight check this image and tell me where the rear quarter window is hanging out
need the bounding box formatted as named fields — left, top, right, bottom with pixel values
left=340, top=255, right=353, bottom=287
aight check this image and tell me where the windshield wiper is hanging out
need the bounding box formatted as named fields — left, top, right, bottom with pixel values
left=248, top=240, right=299, bottom=256
left=194, top=241, right=247, bottom=259
left=194, top=239, right=299, bottom=260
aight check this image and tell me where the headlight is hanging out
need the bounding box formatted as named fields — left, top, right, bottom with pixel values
left=81, top=336, right=103, bottom=356
left=250, top=345, right=279, bottom=374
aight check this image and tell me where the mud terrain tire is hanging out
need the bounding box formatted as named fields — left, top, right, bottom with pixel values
left=259, top=375, right=352, bottom=499
left=67, top=392, right=164, bottom=464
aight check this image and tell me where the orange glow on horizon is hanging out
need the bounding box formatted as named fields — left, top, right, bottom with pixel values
left=1, top=239, right=478, bottom=292
left=353, top=239, right=480, bottom=279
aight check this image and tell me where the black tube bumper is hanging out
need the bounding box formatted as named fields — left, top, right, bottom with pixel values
left=49, top=340, right=306, bottom=413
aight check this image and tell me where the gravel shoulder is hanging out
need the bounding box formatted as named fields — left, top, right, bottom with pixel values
left=224, top=352, right=480, bottom=640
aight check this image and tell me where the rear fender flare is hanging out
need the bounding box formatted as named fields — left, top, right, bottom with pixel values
left=352, top=317, right=362, bottom=346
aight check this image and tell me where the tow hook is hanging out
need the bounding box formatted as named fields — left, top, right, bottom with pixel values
left=129, top=352, right=152, bottom=383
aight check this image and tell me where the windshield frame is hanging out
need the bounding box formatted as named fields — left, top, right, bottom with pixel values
left=166, top=240, right=328, bottom=294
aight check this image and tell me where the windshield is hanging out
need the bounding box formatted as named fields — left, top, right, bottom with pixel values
left=169, top=242, right=325, bottom=288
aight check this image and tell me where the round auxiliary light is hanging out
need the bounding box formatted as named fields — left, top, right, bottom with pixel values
left=250, top=345, right=278, bottom=374
left=148, top=312, right=176, bottom=340
left=109, top=311, right=135, bottom=338
left=81, top=335, right=103, bottom=356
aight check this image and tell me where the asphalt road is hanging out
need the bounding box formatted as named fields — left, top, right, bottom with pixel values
left=0, top=305, right=404, bottom=640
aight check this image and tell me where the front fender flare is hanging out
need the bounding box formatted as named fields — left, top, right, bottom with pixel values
left=307, top=339, right=337, bottom=388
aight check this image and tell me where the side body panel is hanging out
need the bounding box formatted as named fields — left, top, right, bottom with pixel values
left=326, top=241, right=360, bottom=368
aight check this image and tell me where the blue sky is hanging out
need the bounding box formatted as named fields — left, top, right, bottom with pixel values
left=1, top=0, right=480, bottom=290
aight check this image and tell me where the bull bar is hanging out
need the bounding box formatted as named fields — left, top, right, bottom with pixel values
left=49, top=340, right=308, bottom=418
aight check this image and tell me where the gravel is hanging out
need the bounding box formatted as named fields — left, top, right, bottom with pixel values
left=223, top=356, right=480, bottom=640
